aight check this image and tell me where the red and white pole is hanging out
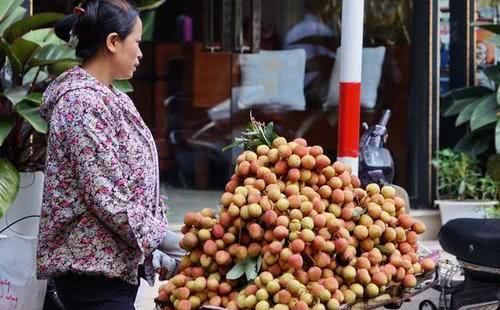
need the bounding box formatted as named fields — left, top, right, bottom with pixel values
left=337, top=0, right=364, bottom=176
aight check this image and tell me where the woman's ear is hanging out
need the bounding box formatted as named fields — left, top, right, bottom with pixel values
left=105, top=32, right=120, bottom=53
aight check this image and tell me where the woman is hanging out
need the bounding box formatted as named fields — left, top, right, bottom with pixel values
left=36, top=1, right=184, bottom=309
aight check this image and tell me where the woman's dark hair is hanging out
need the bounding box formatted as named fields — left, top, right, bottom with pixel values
left=55, top=0, right=139, bottom=60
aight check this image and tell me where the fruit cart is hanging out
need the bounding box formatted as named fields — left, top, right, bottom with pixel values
left=155, top=266, right=438, bottom=310
left=153, top=1, right=439, bottom=307
left=156, top=272, right=438, bottom=310
left=152, top=116, right=439, bottom=310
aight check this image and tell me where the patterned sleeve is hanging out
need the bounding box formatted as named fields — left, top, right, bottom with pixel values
left=57, top=90, right=167, bottom=257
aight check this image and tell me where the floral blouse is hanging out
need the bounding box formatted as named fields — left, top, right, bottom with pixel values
left=37, top=66, right=168, bottom=286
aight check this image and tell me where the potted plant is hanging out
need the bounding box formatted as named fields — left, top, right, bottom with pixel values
left=440, top=22, right=500, bottom=219
left=432, top=149, right=498, bottom=224
left=0, top=0, right=81, bottom=236
left=0, top=0, right=138, bottom=235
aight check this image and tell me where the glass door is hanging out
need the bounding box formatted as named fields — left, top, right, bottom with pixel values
left=144, top=0, right=433, bottom=212
left=227, top=0, right=413, bottom=188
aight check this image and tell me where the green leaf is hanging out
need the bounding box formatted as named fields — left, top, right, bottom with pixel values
left=25, top=29, right=65, bottom=48
left=140, top=10, right=156, bottom=41
left=23, top=92, right=43, bottom=105
left=352, top=208, right=362, bottom=218
left=226, top=262, right=246, bottom=280
left=441, top=87, right=495, bottom=124
left=21, top=28, right=52, bottom=47
left=15, top=99, right=48, bottom=133
left=375, top=245, right=393, bottom=255
left=22, top=66, right=49, bottom=86
left=4, top=86, right=28, bottom=105
left=0, top=0, right=23, bottom=23
left=11, top=37, right=39, bottom=68
left=0, top=37, right=22, bottom=76
left=0, top=6, right=26, bottom=36
left=245, top=257, right=259, bottom=281
left=30, top=43, right=76, bottom=67
left=470, top=94, right=497, bottom=130
left=0, top=158, right=20, bottom=220
left=443, top=98, right=478, bottom=117
left=0, top=117, right=14, bottom=146
left=454, top=132, right=492, bottom=157
left=222, top=140, right=242, bottom=152
left=496, top=120, right=500, bottom=154
left=450, top=87, right=492, bottom=98
left=4, top=13, right=63, bottom=43
left=487, top=154, right=500, bottom=182
left=41, top=30, right=65, bottom=45
left=264, top=122, right=278, bottom=143
left=256, top=255, right=262, bottom=273
left=455, top=98, right=482, bottom=126
left=135, top=0, right=166, bottom=11
left=47, top=60, right=79, bottom=76
left=113, top=80, right=134, bottom=93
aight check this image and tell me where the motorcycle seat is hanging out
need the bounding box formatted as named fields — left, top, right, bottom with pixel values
left=439, top=218, right=500, bottom=268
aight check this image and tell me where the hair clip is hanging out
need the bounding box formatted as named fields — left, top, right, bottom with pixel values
left=73, top=6, right=85, bottom=15
left=68, top=29, right=79, bottom=49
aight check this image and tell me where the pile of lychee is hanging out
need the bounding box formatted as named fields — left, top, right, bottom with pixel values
left=156, top=137, right=436, bottom=310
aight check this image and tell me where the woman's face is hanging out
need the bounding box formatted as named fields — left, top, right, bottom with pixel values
left=111, top=16, right=143, bottom=80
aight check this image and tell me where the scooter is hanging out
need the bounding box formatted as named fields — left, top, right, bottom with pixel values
left=358, top=109, right=395, bottom=187
left=419, top=218, right=500, bottom=310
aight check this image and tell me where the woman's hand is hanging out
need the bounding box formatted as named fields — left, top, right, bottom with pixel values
left=154, top=230, right=186, bottom=280
left=158, top=230, right=186, bottom=260
left=152, top=250, right=179, bottom=280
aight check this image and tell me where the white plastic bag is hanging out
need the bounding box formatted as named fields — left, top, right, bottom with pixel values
left=0, top=235, right=46, bottom=310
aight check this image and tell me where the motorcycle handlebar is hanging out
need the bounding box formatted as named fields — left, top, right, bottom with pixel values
left=378, top=109, right=391, bottom=127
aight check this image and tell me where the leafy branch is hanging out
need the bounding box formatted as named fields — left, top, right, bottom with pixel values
left=226, top=255, right=262, bottom=282
left=432, top=149, right=498, bottom=200
left=222, top=113, right=278, bottom=152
